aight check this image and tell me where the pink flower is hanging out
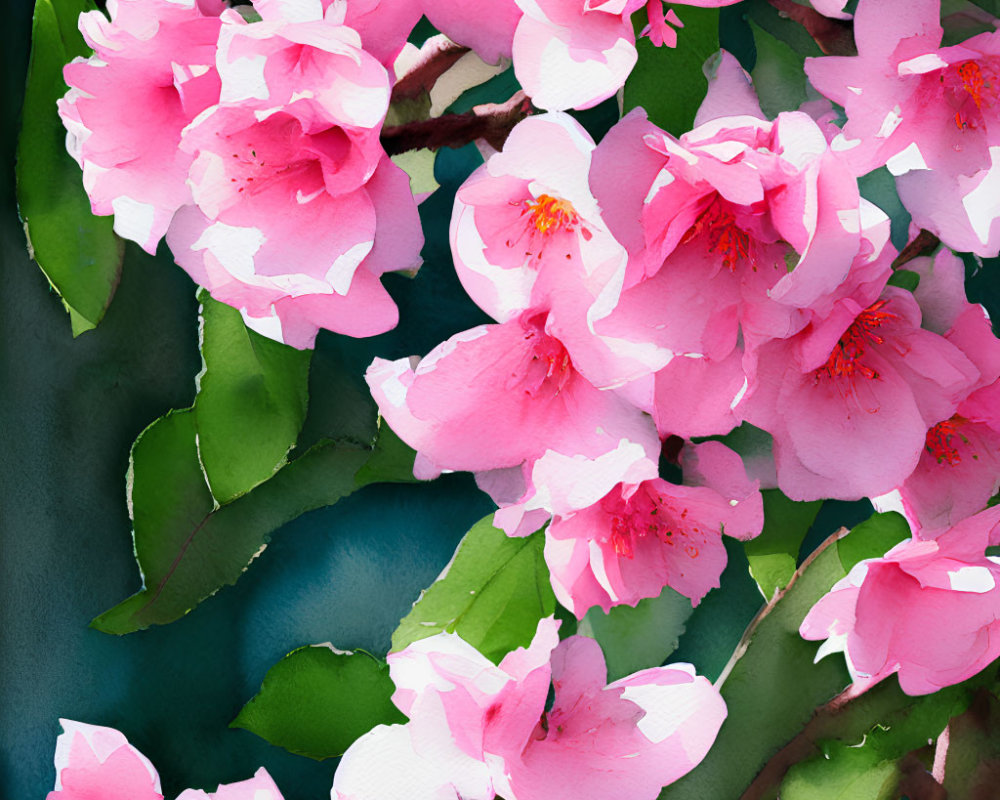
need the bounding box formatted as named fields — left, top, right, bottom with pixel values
left=875, top=248, right=1000, bottom=530
left=591, top=103, right=876, bottom=362
left=801, top=506, right=1000, bottom=695
left=806, top=0, right=1000, bottom=255
left=496, top=441, right=762, bottom=615
left=450, top=112, right=658, bottom=388
left=421, top=0, right=523, bottom=65
left=422, top=1, right=738, bottom=109
left=365, top=311, right=660, bottom=479
left=46, top=720, right=283, bottom=800
left=332, top=618, right=727, bottom=800
left=738, top=283, right=982, bottom=502
left=164, top=5, right=422, bottom=347
left=58, top=0, right=224, bottom=252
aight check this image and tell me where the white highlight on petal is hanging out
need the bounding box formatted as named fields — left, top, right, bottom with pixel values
left=887, top=141, right=928, bottom=175
left=876, top=105, right=903, bottom=139
left=643, top=168, right=675, bottom=205
left=897, top=53, right=949, bottom=75
left=240, top=307, right=284, bottom=344
left=831, top=134, right=862, bottom=152
left=948, top=566, right=996, bottom=593
left=962, top=148, right=1000, bottom=245
left=111, top=196, right=156, bottom=246
left=220, top=53, right=269, bottom=104
left=326, top=240, right=373, bottom=295
left=192, top=221, right=266, bottom=280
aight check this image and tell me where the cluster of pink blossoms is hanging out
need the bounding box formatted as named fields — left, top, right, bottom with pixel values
left=369, top=0, right=1000, bottom=709
left=56, top=0, right=1000, bottom=794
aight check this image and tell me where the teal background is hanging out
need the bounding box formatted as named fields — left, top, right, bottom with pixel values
left=1, top=7, right=495, bottom=796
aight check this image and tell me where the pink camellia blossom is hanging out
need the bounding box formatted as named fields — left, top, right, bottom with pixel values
left=496, top=441, right=763, bottom=615
left=46, top=720, right=284, bottom=800
left=164, top=2, right=422, bottom=347
left=801, top=505, right=1000, bottom=696
left=589, top=69, right=893, bottom=438
left=738, top=275, right=982, bottom=502
left=332, top=618, right=727, bottom=800
left=366, top=310, right=660, bottom=479
left=871, top=248, right=1000, bottom=531
left=805, top=0, right=1000, bottom=255
left=58, top=0, right=224, bottom=252
left=450, top=112, right=663, bottom=388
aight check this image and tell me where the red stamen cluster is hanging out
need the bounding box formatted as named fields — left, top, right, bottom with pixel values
left=925, top=417, right=966, bottom=465
left=682, top=196, right=754, bottom=271
left=818, top=299, right=897, bottom=381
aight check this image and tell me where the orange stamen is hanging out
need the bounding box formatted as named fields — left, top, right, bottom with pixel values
left=523, top=194, right=579, bottom=236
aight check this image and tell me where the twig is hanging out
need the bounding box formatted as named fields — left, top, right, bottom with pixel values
left=381, top=93, right=533, bottom=155
left=766, top=0, right=856, bottom=56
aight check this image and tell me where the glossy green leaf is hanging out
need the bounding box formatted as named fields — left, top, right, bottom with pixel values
left=17, top=0, right=123, bottom=336
left=779, top=667, right=993, bottom=799
left=745, top=490, right=822, bottom=601
left=624, top=6, right=720, bottom=135
left=391, top=515, right=556, bottom=663
left=577, top=587, right=693, bottom=681
left=781, top=749, right=898, bottom=800
left=232, top=645, right=405, bottom=760
left=744, top=0, right=823, bottom=58
left=661, top=529, right=855, bottom=799
left=92, top=437, right=371, bottom=634
left=749, top=20, right=808, bottom=117
left=353, top=419, right=421, bottom=487
left=195, top=291, right=311, bottom=504
left=836, top=511, right=911, bottom=572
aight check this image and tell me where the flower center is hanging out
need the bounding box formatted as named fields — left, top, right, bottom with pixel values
left=523, top=194, right=580, bottom=236
left=604, top=484, right=693, bottom=560
left=942, top=59, right=997, bottom=130
left=515, top=315, right=573, bottom=398
left=682, top=197, right=754, bottom=271
left=925, top=416, right=967, bottom=465
left=817, top=299, right=897, bottom=381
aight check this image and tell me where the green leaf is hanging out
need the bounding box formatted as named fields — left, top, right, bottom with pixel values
left=232, top=645, right=405, bottom=760
left=745, top=490, right=822, bottom=601
left=749, top=20, right=808, bottom=117
left=92, top=436, right=371, bottom=634
left=390, top=149, right=440, bottom=201
left=781, top=748, right=899, bottom=800
left=577, top=586, right=693, bottom=682
left=661, top=529, right=854, bottom=799
left=624, top=6, right=720, bottom=135
left=837, top=511, right=911, bottom=572
left=744, top=0, right=823, bottom=58
left=195, top=291, right=311, bottom=504
left=391, top=515, right=556, bottom=663
left=17, top=0, right=124, bottom=335
left=887, top=269, right=921, bottom=292
left=780, top=668, right=993, bottom=799
left=353, top=419, right=421, bottom=487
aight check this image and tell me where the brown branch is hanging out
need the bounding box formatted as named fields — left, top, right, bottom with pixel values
left=381, top=93, right=533, bottom=155
left=766, top=0, right=856, bottom=56
left=893, top=229, right=941, bottom=269
left=391, top=36, right=470, bottom=104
